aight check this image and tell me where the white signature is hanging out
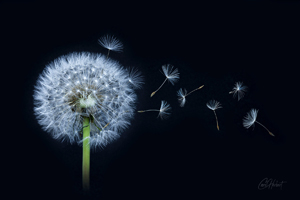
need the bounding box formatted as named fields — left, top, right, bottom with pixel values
left=258, top=178, right=287, bottom=190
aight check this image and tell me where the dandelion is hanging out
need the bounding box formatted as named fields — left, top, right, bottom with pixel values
left=33, top=52, right=142, bottom=191
left=98, top=35, right=123, bottom=58
left=206, top=100, right=222, bottom=130
left=177, top=85, right=204, bottom=107
left=229, top=82, right=247, bottom=101
left=150, top=64, right=179, bottom=97
left=138, top=100, right=171, bottom=120
left=243, top=109, right=274, bottom=136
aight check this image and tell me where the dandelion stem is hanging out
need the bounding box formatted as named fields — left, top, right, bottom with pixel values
left=138, top=109, right=160, bottom=113
left=213, top=110, right=219, bottom=130
left=82, top=117, right=90, bottom=191
left=255, top=121, right=274, bottom=136
left=186, top=85, right=204, bottom=97
left=151, top=78, right=168, bottom=97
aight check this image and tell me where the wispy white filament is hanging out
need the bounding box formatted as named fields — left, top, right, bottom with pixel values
left=243, top=109, right=258, bottom=129
left=33, top=52, right=143, bottom=149
left=242, top=109, right=274, bottom=136
left=206, top=100, right=222, bottom=111
left=98, top=35, right=123, bottom=52
left=229, top=82, right=247, bottom=101
left=177, top=85, right=204, bottom=107
left=206, top=99, right=222, bottom=130
left=151, top=64, right=179, bottom=97
left=161, top=64, right=180, bottom=85
left=177, top=88, right=187, bottom=107
left=158, top=100, right=171, bottom=120
left=127, top=67, right=144, bottom=89
left=138, top=100, right=171, bottom=120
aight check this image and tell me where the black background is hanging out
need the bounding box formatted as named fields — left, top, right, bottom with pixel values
left=2, top=1, right=298, bottom=199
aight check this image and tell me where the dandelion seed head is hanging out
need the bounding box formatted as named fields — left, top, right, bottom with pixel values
left=33, top=52, right=143, bottom=149
left=243, top=109, right=258, bottom=129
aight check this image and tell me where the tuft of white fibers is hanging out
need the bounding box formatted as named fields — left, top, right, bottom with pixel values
left=177, top=85, right=204, bottom=107
left=138, top=100, right=171, bottom=120
left=162, top=64, right=180, bottom=85
left=206, top=99, right=222, bottom=130
left=229, top=82, right=247, bottom=101
left=243, top=108, right=274, bottom=136
left=177, top=88, right=187, bottom=107
left=206, top=100, right=222, bottom=111
left=158, top=100, right=171, bottom=120
left=33, top=52, right=143, bottom=149
left=127, top=67, right=144, bottom=89
left=150, top=64, right=179, bottom=97
left=98, top=35, right=123, bottom=52
left=243, top=108, right=258, bottom=129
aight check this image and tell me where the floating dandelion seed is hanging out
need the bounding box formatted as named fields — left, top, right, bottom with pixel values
left=243, top=109, right=274, bottom=137
left=127, top=67, right=144, bottom=89
left=229, top=82, right=247, bottom=101
left=206, top=100, right=222, bottom=130
left=98, top=35, right=123, bottom=58
left=138, top=100, right=171, bottom=120
left=177, top=85, right=204, bottom=107
left=150, top=64, right=179, bottom=97
left=33, top=52, right=142, bottom=191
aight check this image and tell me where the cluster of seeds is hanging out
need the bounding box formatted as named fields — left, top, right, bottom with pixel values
left=34, top=51, right=143, bottom=148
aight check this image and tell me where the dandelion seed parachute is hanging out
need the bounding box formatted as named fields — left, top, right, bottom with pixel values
left=242, top=109, right=258, bottom=129
left=138, top=100, right=171, bottom=120
left=243, top=109, right=274, bottom=136
left=177, top=88, right=187, bottom=107
left=151, top=64, right=179, bottom=97
left=229, top=82, right=247, bottom=101
left=127, top=67, right=144, bottom=89
left=177, top=85, right=204, bottom=107
left=158, top=100, right=171, bottom=120
left=33, top=52, right=142, bottom=149
left=98, top=35, right=123, bottom=52
left=206, top=100, right=222, bottom=111
left=206, top=100, right=222, bottom=130
left=162, top=64, right=180, bottom=85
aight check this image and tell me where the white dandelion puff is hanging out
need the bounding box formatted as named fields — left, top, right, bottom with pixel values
left=98, top=35, right=123, bottom=57
left=243, top=109, right=274, bottom=136
left=229, top=81, right=247, bottom=101
left=177, top=85, right=204, bottom=107
left=206, top=100, right=222, bottom=130
left=34, top=52, right=143, bottom=191
left=33, top=52, right=142, bottom=149
left=151, top=64, right=180, bottom=97
left=138, top=100, right=171, bottom=120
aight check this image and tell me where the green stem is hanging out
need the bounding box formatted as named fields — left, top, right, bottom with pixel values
left=82, top=117, right=90, bottom=191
